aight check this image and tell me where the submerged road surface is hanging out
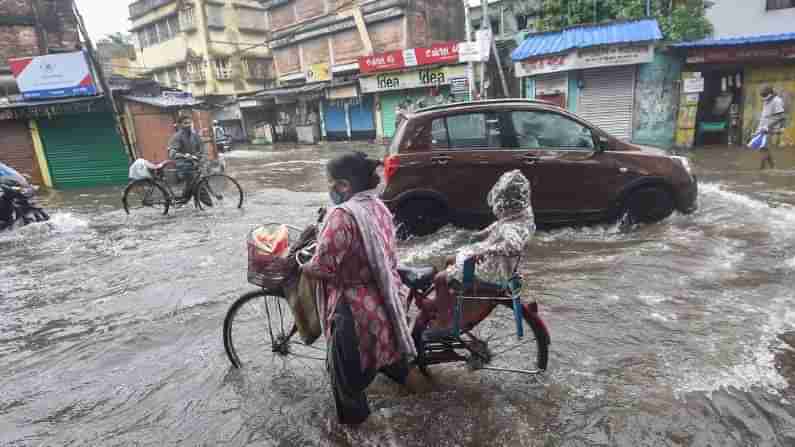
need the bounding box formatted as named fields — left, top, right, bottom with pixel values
left=2, top=144, right=795, bottom=446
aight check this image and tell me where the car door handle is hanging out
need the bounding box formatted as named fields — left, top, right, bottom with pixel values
left=431, top=156, right=452, bottom=165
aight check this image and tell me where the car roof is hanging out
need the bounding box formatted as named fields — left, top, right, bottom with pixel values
left=409, top=99, right=564, bottom=118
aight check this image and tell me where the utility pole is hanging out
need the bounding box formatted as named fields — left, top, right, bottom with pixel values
left=464, top=0, right=475, bottom=100
left=72, top=2, right=135, bottom=160
left=480, top=0, right=489, bottom=99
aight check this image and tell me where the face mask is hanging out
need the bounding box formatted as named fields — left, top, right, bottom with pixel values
left=329, top=189, right=345, bottom=205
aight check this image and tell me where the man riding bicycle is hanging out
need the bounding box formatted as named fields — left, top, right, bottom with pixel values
left=168, top=112, right=207, bottom=199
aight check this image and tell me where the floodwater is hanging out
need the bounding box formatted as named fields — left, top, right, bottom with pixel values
left=2, top=144, right=795, bottom=446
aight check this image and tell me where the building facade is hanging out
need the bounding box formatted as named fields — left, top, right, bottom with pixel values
left=128, top=0, right=274, bottom=99
left=672, top=0, right=795, bottom=148
left=251, top=0, right=465, bottom=142
left=0, top=0, right=131, bottom=188
left=707, top=0, right=795, bottom=38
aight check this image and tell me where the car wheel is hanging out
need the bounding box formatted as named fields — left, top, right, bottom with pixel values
left=395, top=199, right=449, bottom=239
left=620, top=187, right=675, bottom=226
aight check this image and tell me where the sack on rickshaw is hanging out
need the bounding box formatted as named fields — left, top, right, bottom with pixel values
left=284, top=274, right=322, bottom=344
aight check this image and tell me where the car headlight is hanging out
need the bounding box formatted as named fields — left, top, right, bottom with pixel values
left=671, top=156, right=693, bottom=178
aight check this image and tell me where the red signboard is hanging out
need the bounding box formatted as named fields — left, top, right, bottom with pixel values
left=687, top=45, right=794, bottom=63
left=415, top=42, right=460, bottom=65
left=359, top=50, right=406, bottom=74
left=358, top=42, right=461, bottom=74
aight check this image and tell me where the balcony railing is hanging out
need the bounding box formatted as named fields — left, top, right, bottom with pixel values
left=129, top=0, right=177, bottom=19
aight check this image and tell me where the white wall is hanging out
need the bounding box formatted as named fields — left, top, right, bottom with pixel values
left=707, top=0, right=795, bottom=38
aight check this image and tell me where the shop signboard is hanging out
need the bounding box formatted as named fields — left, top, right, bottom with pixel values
left=358, top=42, right=462, bottom=74
left=514, top=53, right=577, bottom=77
left=514, top=44, right=653, bottom=78
left=576, top=44, right=653, bottom=70
left=359, top=65, right=467, bottom=93
left=683, top=76, right=705, bottom=93
left=239, top=99, right=263, bottom=108
left=458, top=41, right=481, bottom=62
left=8, top=51, right=97, bottom=99
left=687, top=45, right=795, bottom=63
left=305, top=62, right=331, bottom=83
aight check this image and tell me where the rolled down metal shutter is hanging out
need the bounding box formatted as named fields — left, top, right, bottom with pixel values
left=578, top=66, right=636, bottom=140
left=39, top=113, right=129, bottom=188
left=380, top=93, right=401, bottom=139
left=349, top=96, right=376, bottom=139
left=0, top=120, right=38, bottom=182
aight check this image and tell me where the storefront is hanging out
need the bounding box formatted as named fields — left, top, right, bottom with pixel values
left=360, top=64, right=470, bottom=138
left=0, top=119, right=40, bottom=184
left=513, top=20, right=663, bottom=141
left=321, top=84, right=377, bottom=141
left=673, top=34, right=795, bottom=148
left=247, top=83, right=327, bottom=143
left=212, top=103, right=246, bottom=142
left=358, top=42, right=470, bottom=139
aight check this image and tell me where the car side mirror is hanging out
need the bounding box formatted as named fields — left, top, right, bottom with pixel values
left=595, top=135, right=610, bottom=152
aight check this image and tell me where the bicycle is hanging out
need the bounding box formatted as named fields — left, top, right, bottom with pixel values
left=122, top=154, right=244, bottom=215
left=222, top=222, right=550, bottom=379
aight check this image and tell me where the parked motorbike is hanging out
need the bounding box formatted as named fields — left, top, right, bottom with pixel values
left=216, top=137, right=232, bottom=153
left=0, top=162, right=49, bottom=231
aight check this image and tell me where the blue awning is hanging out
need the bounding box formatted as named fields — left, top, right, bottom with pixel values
left=512, top=19, right=662, bottom=61
left=672, top=32, right=795, bottom=48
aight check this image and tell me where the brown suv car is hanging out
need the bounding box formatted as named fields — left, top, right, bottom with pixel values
left=381, top=99, right=697, bottom=236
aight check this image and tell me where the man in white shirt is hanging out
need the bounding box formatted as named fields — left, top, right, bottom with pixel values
left=758, top=86, right=786, bottom=170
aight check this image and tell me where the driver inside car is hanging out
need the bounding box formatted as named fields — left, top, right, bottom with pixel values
left=416, top=170, right=536, bottom=332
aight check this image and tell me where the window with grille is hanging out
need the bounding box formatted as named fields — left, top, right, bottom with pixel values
left=180, top=7, right=196, bottom=30
left=767, top=0, right=795, bottom=9
left=207, top=4, right=225, bottom=28
left=243, top=58, right=271, bottom=80
left=177, top=66, right=187, bottom=84
left=214, top=58, right=232, bottom=79
left=187, top=62, right=206, bottom=81
left=137, top=15, right=180, bottom=48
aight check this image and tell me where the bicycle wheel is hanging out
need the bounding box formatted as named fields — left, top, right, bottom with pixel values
left=122, top=179, right=170, bottom=215
left=458, top=301, right=549, bottom=374
left=194, top=174, right=243, bottom=210
left=223, top=290, right=326, bottom=370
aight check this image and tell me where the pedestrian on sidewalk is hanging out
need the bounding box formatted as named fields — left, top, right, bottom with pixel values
left=757, top=86, right=786, bottom=170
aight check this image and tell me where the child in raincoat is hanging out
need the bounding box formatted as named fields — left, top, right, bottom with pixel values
left=421, top=170, right=536, bottom=330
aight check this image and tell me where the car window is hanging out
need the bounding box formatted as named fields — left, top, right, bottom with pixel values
left=431, top=117, right=449, bottom=148
left=509, top=111, right=595, bottom=150
left=434, top=113, right=501, bottom=149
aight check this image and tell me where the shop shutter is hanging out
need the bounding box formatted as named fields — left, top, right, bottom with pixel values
left=349, top=96, right=375, bottom=134
left=323, top=100, right=347, bottom=139
left=578, top=66, right=636, bottom=140
left=39, top=113, right=129, bottom=188
left=0, top=120, right=38, bottom=182
left=380, top=93, right=402, bottom=138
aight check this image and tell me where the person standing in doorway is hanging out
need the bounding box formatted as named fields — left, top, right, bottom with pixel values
left=758, top=86, right=786, bottom=170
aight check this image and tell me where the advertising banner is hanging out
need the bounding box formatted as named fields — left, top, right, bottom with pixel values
left=358, top=42, right=462, bottom=74
left=687, top=45, right=795, bottom=63
left=359, top=65, right=467, bottom=93
left=9, top=51, right=97, bottom=100
left=305, top=62, right=331, bottom=83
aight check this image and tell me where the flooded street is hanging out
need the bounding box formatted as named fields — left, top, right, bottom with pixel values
left=2, top=144, right=795, bottom=446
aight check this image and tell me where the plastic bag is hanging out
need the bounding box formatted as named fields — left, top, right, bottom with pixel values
left=128, top=159, right=155, bottom=180
left=747, top=132, right=768, bottom=151
left=252, top=224, right=290, bottom=258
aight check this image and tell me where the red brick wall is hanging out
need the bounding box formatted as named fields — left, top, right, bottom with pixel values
left=369, top=19, right=403, bottom=53
left=331, top=28, right=363, bottom=64
left=295, top=0, right=325, bottom=22
left=274, top=47, right=300, bottom=74
left=0, top=120, right=41, bottom=185
left=0, top=0, right=34, bottom=16
left=302, top=38, right=329, bottom=65
left=269, top=3, right=296, bottom=30
left=0, top=25, right=39, bottom=61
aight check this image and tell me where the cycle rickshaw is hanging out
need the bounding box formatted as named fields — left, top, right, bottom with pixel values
left=222, top=223, right=550, bottom=377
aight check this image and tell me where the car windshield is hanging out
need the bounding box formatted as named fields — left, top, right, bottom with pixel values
left=0, top=162, right=28, bottom=186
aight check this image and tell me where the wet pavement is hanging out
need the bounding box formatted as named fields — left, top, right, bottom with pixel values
left=2, top=143, right=795, bottom=446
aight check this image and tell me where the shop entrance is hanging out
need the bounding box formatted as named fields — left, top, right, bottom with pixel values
left=694, top=68, right=744, bottom=146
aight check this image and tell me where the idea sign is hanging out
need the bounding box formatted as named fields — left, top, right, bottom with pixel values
left=8, top=51, right=97, bottom=100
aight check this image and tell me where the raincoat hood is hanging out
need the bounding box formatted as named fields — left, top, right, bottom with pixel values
left=487, top=170, right=532, bottom=219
